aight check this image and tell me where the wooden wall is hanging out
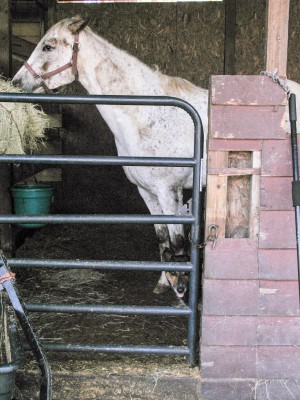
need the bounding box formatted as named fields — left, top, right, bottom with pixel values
left=200, top=75, right=300, bottom=399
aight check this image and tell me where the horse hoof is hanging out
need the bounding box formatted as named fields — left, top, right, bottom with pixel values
left=153, top=283, right=169, bottom=294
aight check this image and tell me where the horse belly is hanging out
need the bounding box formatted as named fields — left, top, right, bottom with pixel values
left=122, top=165, right=192, bottom=193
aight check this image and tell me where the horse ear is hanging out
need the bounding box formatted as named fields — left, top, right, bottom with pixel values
left=68, top=16, right=90, bottom=34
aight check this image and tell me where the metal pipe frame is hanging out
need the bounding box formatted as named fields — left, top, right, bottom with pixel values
left=0, top=92, right=204, bottom=366
left=8, top=258, right=193, bottom=272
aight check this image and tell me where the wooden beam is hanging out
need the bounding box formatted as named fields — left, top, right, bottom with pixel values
left=0, top=0, right=11, bottom=77
left=265, top=0, right=290, bottom=77
left=224, top=0, right=236, bottom=75
left=0, top=0, right=13, bottom=257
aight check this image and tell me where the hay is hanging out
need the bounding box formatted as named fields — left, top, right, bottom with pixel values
left=0, top=77, right=48, bottom=155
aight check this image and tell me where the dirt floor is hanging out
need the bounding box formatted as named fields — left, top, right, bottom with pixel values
left=10, top=221, right=201, bottom=395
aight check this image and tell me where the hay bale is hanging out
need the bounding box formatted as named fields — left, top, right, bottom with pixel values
left=0, top=77, right=48, bottom=155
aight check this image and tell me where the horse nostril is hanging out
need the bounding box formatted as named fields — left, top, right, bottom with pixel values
left=11, top=79, right=21, bottom=88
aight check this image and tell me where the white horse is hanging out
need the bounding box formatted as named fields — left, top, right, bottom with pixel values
left=12, top=16, right=208, bottom=299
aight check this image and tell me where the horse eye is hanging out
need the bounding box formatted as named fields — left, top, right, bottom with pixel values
left=170, top=272, right=177, bottom=276
left=42, top=44, right=53, bottom=52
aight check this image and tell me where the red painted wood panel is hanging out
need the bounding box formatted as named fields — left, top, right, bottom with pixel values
left=258, top=346, right=300, bottom=379
left=260, top=177, right=293, bottom=210
left=258, top=249, right=298, bottom=280
left=257, top=317, right=300, bottom=345
left=202, top=279, right=259, bottom=316
left=210, top=105, right=286, bottom=140
left=202, top=316, right=257, bottom=346
left=211, top=76, right=287, bottom=106
left=201, top=346, right=257, bottom=378
left=261, top=136, right=294, bottom=177
left=259, top=281, right=300, bottom=316
left=255, top=379, right=300, bottom=400
left=204, top=239, right=258, bottom=279
left=259, top=211, right=296, bottom=248
left=209, top=138, right=262, bottom=151
left=201, top=380, right=255, bottom=400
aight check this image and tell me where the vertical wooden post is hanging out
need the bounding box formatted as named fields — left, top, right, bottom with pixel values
left=0, top=0, right=13, bottom=257
left=265, top=0, right=290, bottom=76
left=0, top=0, right=11, bottom=77
left=224, top=0, right=236, bottom=75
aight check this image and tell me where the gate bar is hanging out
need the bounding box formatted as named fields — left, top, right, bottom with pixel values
left=23, top=343, right=190, bottom=356
left=0, top=92, right=203, bottom=366
left=0, top=154, right=195, bottom=166
left=25, top=303, right=191, bottom=316
left=8, top=258, right=193, bottom=272
left=0, top=214, right=194, bottom=224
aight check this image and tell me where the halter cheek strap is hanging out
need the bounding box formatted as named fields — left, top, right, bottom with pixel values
left=24, top=33, right=80, bottom=93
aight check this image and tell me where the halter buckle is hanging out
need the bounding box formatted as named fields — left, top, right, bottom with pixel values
left=72, top=41, right=80, bottom=52
left=34, top=74, right=45, bottom=87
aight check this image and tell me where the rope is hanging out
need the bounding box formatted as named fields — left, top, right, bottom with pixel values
left=0, top=272, right=15, bottom=285
left=260, top=70, right=291, bottom=97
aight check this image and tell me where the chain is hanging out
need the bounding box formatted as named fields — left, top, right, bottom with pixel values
left=260, top=70, right=291, bottom=97
left=191, top=224, right=218, bottom=249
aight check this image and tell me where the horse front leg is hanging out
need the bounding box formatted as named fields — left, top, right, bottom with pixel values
left=137, top=187, right=171, bottom=294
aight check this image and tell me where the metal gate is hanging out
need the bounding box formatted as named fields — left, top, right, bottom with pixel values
left=0, top=92, right=204, bottom=366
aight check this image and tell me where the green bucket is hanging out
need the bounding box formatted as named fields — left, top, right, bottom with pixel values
left=0, top=364, right=17, bottom=400
left=11, top=184, right=54, bottom=228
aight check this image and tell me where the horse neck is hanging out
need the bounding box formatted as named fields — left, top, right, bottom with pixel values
left=77, top=29, right=160, bottom=96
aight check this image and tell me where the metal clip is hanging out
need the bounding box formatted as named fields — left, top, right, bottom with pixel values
left=200, top=224, right=218, bottom=249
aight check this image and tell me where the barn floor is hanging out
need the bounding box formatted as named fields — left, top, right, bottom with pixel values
left=11, top=223, right=201, bottom=399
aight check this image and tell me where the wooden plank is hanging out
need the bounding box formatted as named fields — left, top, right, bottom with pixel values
left=204, top=238, right=258, bottom=279
left=12, top=22, right=41, bottom=44
left=258, top=346, right=300, bottom=379
left=265, top=0, right=290, bottom=76
left=0, top=0, right=13, bottom=257
left=0, top=0, right=11, bottom=77
left=205, top=152, right=228, bottom=237
left=261, top=137, right=294, bottom=177
left=211, top=75, right=287, bottom=105
left=249, top=151, right=261, bottom=238
left=259, top=210, right=296, bottom=248
left=202, top=279, right=259, bottom=316
left=202, top=316, right=257, bottom=346
left=257, top=316, right=300, bottom=345
left=259, top=281, right=299, bottom=316
left=224, top=0, right=236, bottom=75
left=201, top=346, right=257, bottom=379
left=12, top=35, right=36, bottom=60
left=209, top=138, right=263, bottom=151
left=226, top=152, right=252, bottom=238
left=208, top=167, right=260, bottom=176
left=259, top=249, right=298, bottom=280
left=201, top=380, right=255, bottom=400
left=255, top=379, right=300, bottom=400
left=210, top=105, right=286, bottom=139
left=261, top=177, right=293, bottom=210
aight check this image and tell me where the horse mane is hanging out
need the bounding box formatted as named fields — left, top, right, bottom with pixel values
left=161, top=75, right=199, bottom=96
left=55, top=18, right=200, bottom=97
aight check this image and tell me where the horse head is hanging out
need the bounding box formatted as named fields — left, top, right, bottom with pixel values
left=12, top=16, right=89, bottom=93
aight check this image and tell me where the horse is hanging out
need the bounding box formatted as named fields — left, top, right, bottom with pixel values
left=12, top=16, right=209, bottom=299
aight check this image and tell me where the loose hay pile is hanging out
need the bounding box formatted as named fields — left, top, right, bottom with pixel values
left=0, top=77, right=48, bottom=154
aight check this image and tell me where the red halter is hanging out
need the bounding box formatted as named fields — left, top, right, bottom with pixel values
left=24, top=33, right=80, bottom=93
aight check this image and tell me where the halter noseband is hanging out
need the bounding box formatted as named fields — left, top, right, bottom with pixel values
left=24, top=33, right=80, bottom=93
